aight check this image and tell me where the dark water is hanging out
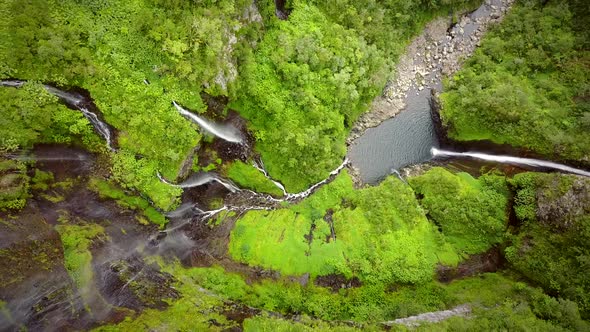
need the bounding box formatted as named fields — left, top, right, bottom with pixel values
left=347, top=0, right=504, bottom=183
left=348, top=87, right=438, bottom=183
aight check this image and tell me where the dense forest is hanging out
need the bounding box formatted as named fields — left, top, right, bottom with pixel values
left=440, top=0, right=590, bottom=164
left=1, top=0, right=589, bottom=331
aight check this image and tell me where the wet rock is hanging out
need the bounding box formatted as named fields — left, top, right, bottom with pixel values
left=347, top=0, right=515, bottom=145
left=97, top=255, right=179, bottom=310
left=0, top=207, right=83, bottom=332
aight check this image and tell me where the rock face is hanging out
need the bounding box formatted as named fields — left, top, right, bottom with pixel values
left=536, top=176, right=590, bottom=231
left=0, top=207, right=82, bottom=332
left=348, top=0, right=515, bottom=143
left=383, top=304, right=471, bottom=327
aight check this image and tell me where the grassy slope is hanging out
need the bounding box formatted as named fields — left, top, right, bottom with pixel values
left=230, top=168, right=511, bottom=283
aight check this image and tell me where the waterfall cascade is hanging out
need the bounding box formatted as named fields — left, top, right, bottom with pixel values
left=432, top=148, right=590, bottom=177
left=173, top=101, right=243, bottom=144
left=1, top=80, right=114, bottom=150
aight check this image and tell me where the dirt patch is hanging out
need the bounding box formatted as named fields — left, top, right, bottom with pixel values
left=323, top=209, right=336, bottom=243
left=0, top=205, right=85, bottom=332
left=437, top=247, right=505, bottom=282
left=315, top=274, right=361, bottom=292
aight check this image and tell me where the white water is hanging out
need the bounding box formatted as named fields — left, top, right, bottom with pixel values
left=286, top=158, right=349, bottom=200
left=173, top=101, right=243, bottom=144
left=160, top=158, right=350, bottom=222
left=157, top=172, right=239, bottom=193
left=43, top=85, right=85, bottom=105
left=0, top=80, right=25, bottom=88
left=7, top=154, right=88, bottom=162
left=391, top=169, right=407, bottom=184
left=43, top=86, right=114, bottom=150
left=79, top=107, right=114, bottom=150
left=432, top=148, right=590, bottom=177
left=252, top=159, right=287, bottom=195
left=1, top=81, right=114, bottom=150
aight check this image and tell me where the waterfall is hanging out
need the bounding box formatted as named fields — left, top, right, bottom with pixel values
left=157, top=172, right=239, bottom=193
left=286, top=158, right=349, bottom=200
left=43, top=86, right=114, bottom=151
left=172, top=101, right=243, bottom=144
left=0, top=80, right=25, bottom=88
left=252, top=159, right=287, bottom=195
left=431, top=148, right=590, bottom=177
left=157, top=158, right=350, bottom=221
left=1, top=80, right=114, bottom=151
left=391, top=169, right=407, bottom=184
left=78, top=107, right=114, bottom=150
left=43, top=85, right=85, bottom=106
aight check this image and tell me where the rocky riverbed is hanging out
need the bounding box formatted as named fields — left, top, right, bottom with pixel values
left=347, top=0, right=514, bottom=143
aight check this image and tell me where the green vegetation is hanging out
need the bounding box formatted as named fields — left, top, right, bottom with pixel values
left=0, top=0, right=263, bottom=209
left=230, top=169, right=512, bottom=282
left=101, top=258, right=587, bottom=329
left=2, top=0, right=590, bottom=330
left=88, top=178, right=167, bottom=228
left=0, top=82, right=102, bottom=152
left=243, top=316, right=376, bottom=331
left=56, top=224, right=104, bottom=295
left=230, top=171, right=452, bottom=283
left=409, top=168, right=509, bottom=255
left=224, top=160, right=284, bottom=196
left=0, top=160, right=29, bottom=211
left=506, top=173, right=590, bottom=318
left=440, top=0, right=590, bottom=163
left=234, top=0, right=481, bottom=191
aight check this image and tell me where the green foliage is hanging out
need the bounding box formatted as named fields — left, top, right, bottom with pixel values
left=0, top=160, right=29, bottom=211
left=243, top=315, right=376, bottom=331
left=440, top=0, right=590, bottom=163
left=93, top=261, right=231, bottom=331
left=88, top=178, right=167, bottom=227
left=0, top=83, right=102, bottom=152
left=234, top=0, right=481, bottom=191
left=230, top=171, right=445, bottom=284
left=152, top=260, right=588, bottom=327
left=311, top=0, right=480, bottom=62
left=234, top=3, right=387, bottom=191
left=509, top=172, right=539, bottom=222
left=30, top=169, right=54, bottom=191
left=110, top=152, right=182, bottom=211
left=0, top=0, right=262, bottom=209
left=55, top=223, right=104, bottom=304
left=507, top=172, right=590, bottom=318
left=224, top=160, right=284, bottom=196
left=409, top=167, right=509, bottom=255
left=424, top=273, right=589, bottom=331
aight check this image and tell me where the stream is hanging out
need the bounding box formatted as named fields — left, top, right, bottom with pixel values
left=349, top=0, right=515, bottom=183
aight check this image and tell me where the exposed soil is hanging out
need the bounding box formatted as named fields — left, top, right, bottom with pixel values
left=323, top=209, right=336, bottom=243
left=274, top=0, right=290, bottom=20
left=315, top=274, right=361, bottom=292
left=0, top=144, right=185, bottom=330
left=436, top=247, right=506, bottom=283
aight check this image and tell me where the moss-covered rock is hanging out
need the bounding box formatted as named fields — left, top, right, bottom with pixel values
left=0, top=208, right=81, bottom=331
left=0, top=160, right=29, bottom=211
